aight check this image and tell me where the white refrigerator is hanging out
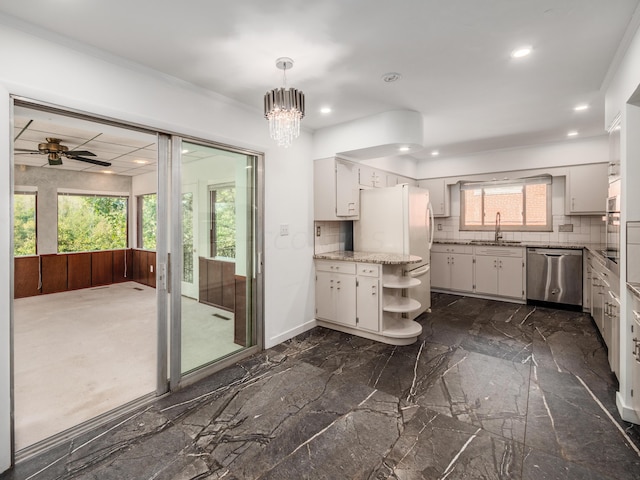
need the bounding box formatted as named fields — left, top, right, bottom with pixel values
left=354, top=184, right=434, bottom=319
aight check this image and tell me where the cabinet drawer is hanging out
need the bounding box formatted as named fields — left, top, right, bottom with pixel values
left=432, top=244, right=473, bottom=254
left=357, top=263, right=380, bottom=277
left=315, top=260, right=356, bottom=274
left=474, top=246, right=523, bottom=257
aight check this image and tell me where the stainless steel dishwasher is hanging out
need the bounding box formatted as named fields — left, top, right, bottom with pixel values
left=526, top=248, right=583, bottom=306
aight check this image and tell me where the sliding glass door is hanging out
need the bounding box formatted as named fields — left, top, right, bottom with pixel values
left=172, top=139, right=259, bottom=378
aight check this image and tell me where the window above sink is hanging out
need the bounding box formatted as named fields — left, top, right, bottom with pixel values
left=459, top=175, right=552, bottom=232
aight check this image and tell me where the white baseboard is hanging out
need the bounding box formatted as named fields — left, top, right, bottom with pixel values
left=616, top=391, right=640, bottom=424
left=266, top=318, right=317, bottom=349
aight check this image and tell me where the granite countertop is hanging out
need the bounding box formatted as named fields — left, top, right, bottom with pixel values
left=433, top=239, right=600, bottom=250
left=313, top=251, right=422, bottom=265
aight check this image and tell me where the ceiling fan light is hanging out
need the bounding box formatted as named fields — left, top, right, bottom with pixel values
left=48, top=153, right=63, bottom=165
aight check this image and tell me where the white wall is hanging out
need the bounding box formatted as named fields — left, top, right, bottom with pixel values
left=0, top=20, right=315, bottom=470
left=415, top=136, right=608, bottom=179
left=605, top=16, right=640, bottom=128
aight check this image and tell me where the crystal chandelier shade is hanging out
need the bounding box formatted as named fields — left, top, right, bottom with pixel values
left=263, top=58, right=305, bottom=148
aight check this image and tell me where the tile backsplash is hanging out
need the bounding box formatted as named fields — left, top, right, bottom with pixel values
left=314, top=221, right=353, bottom=254
left=432, top=215, right=605, bottom=244
left=314, top=215, right=604, bottom=255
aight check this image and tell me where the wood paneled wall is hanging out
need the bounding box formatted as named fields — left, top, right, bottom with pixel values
left=14, top=249, right=153, bottom=298
left=199, top=257, right=235, bottom=311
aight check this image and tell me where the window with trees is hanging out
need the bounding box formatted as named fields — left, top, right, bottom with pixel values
left=137, top=193, right=157, bottom=250
left=14, top=191, right=37, bottom=256
left=58, top=194, right=128, bottom=252
left=209, top=185, right=235, bottom=259
left=460, top=176, right=552, bottom=231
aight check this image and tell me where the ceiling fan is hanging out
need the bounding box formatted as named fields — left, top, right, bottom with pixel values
left=14, top=137, right=112, bottom=167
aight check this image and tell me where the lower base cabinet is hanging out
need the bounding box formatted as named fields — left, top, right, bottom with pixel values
left=315, top=269, right=357, bottom=327
left=431, top=244, right=524, bottom=302
left=474, top=251, right=524, bottom=300
left=315, top=259, right=423, bottom=345
left=430, top=245, right=474, bottom=293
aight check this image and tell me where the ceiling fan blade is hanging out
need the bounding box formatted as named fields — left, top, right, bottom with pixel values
left=66, top=150, right=97, bottom=157
left=66, top=155, right=112, bottom=167
left=14, top=148, right=41, bottom=153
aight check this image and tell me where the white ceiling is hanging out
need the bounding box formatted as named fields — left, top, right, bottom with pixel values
left=2, top=1, right=639, bottom=161
left=13, top=106, right=158, bottom=176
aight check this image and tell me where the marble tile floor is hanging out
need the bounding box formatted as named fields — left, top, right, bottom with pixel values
left=5, top=293, right=640, bottom=480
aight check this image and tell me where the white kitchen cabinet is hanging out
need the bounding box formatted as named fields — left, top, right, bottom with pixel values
left=356, top=263, right=381, bottom=331
left=431, top=245, right=474, bottom=292
left=474, top=247, right=525, bottom=299
left=607, top=290, right=620, bottom=378
left=356, top=276, right=380, bottom=331
left=315, top=259, right=422, bottom=345
left=314, top=157, right=359, bottom=220
left=418, top=178, right=449, bottom=217
left=387, top=174, right=415, bottom=187
left=315, top=270, right=357, bottom=327
left=358, top=165, right=383, bottom=188
left=630, top=299, right=640, bottom=415
left=565, top=163, right=608, bottom=215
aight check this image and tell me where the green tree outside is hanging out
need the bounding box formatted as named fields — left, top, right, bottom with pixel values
left=215, top=187, right=235, bottom=258
left=14, top=193, right=36, bottom=256
left=141, top=193, right=157, bottom=250
left=58, top=195, right=128, bottom=252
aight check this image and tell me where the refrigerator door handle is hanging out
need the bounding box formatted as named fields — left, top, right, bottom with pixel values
left=409, top=265, right=430, bottom=277
left=427, top=201, right=435, bottom=250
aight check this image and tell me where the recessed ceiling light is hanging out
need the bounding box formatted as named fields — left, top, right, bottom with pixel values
left=511, top=46, right=532, bottom=58
left=381, top=72, right=402, bottom=83
left=399, top=146, right=410, bottom=152
left=574, top=104, right=589, bottom=112
left=320, top=107, right=332, bottom=114
left=133, top=159, right=148, bottom=165
left=182, top=149, right=189, bottom=154
left=102, top=170, right=114, bottom=174
left=431, top=150, right=440, bottom=156
left=567, top=131, right=578, bottom=137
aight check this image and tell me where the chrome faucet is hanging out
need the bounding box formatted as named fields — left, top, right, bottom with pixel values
left=495, top=211, right=502, bottom=242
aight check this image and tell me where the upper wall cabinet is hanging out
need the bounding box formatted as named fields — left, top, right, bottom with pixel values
left=565, top=163, right=608, bottom=215
left=314, top=157, right=360, bottom=220
left=418, top=178, right=449, bottom=217
left=358, top=165, right=383, bottom=188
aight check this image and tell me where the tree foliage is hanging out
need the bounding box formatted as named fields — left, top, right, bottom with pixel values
left=141, top=193, right=157, bottom=250
left=14, top=193, right=36, bottom=256
left=215, top=187, right=235, bottom=258
left=58, top=195, right=127, bottom=253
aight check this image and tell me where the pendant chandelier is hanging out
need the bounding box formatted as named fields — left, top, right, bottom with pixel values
left=264, top=57, right=305, bottom=148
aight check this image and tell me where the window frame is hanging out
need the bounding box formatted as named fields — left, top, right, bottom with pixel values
left=208, top=183, right=236, bottom=259
left=13, top=188, right=38, bottom=257
left=136, top=192, right=157, bottom=251
left=459, top=176, right=552, bottom=232
left=57, top=191, right=130, bottom=253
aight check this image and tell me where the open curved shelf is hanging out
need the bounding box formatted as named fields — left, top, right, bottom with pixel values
left=383, top=276, right=421, bottom=289
left=382, top=318, right=423, bottom=338
left=383, top=296, right=421, bottom=313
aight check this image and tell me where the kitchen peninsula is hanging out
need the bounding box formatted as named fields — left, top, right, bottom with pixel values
left=313, top=251, right=424, bottom=345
